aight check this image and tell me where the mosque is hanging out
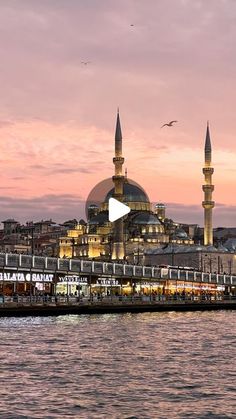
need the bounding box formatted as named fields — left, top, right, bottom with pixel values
left=59, top=112, right=195, bottom=261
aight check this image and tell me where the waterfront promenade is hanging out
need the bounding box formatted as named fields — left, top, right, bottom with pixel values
left=0, top=295, right=236, bottom=317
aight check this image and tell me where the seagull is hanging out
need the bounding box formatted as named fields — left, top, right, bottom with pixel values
left=81, top=61, right=91, bottom=65
left=161, top=120, right=178, bottom=128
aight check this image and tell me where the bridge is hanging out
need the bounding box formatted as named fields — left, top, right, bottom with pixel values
left=0, top=253, right=236, bottom=287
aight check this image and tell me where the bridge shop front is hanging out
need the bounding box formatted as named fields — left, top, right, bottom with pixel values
left=56, top=275, right=89, bottom=297
left=89, top=277, right=165, bottom=298
left=135, top=281, right=164, bottom=296
left=165, top=280, right=225, bottom=299
left=0, top=271, right=55, bottom=296
left=90, top=277, right=125, bottom=297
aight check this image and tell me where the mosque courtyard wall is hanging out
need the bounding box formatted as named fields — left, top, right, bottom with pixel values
left=144, top=250, right=236, bottom=275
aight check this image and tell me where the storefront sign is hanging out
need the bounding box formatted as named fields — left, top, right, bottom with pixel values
left=0, top=272, right=54, bottom=282
left=58, top=275, right=88, bottom=284
left=141, top=282, right=162, bottom=287
left=168, top=283, right=224, bottom=291
left=217, top=285, right=225, bottom=291
left=96, top=278, right=119, bottom=286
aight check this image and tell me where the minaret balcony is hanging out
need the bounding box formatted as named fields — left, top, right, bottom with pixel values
left=202, top=200, right=215, bottom=209
left=202, top=167, right=214, bottom=175
left=202, top=185, right=214, bottom=192
left=112, top=175, right=125, bottom=182
left=113, top=157, right=124, bottom=164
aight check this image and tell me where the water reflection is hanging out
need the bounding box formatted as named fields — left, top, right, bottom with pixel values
left=0, top=311, right=235, bottom=418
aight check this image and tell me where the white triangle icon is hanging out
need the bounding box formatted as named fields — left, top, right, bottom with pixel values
left=108, top=198, right=130, bottom=222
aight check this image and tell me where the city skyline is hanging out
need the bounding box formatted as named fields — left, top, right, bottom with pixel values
left=1, top=0, right=236, bottom=226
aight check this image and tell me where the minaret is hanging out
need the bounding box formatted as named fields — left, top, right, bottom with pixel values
left=111, top=110, right=125, bottom=260
left=202, top=122, right=215, bottom=246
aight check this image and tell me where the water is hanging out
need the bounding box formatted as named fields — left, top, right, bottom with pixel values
left=0, top=311, right=236, bottom=419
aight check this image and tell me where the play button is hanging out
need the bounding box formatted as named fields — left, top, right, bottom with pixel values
left=108, top=198, right=130, bottom=222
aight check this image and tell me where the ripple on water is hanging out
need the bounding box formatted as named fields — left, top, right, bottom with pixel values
left=0, top=311, right=235, bottom=418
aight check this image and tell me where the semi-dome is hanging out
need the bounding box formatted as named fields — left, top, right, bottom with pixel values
left=105, top=181, right=149, bottom=203
left=217, top=243, right=229, bottom=252
left=130, top=212, right=161, bottom=225
left=224, top=238, right=236, bottom=251
left=174, top=228, right=188, bottom=238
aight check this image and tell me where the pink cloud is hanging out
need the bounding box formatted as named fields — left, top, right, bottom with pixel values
left=0, top=0, right=236, bottom=225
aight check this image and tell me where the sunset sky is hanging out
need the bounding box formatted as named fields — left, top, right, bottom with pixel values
left=0, top=0, right=236, bottom=226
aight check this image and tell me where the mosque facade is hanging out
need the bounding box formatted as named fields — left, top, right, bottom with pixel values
left=59, top=113, right=193, bottom=261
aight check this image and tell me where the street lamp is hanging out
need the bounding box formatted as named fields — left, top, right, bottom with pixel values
left=28, top=225, right=35, bottom=255
left=108, top=235, right=113, bottom=261
left=71, top=237, right=75, bottom=259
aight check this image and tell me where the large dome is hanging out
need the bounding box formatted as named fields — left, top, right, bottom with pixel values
left=105, top=181, right=149, bottom=203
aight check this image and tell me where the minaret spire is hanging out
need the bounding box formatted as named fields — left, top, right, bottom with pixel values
left=111, top=110, right=125, bottom=260
left=202, top=122, right=215, bottom=246
left=205, top=121, right=211, bottom=166
left=115, top=109, right=122, bottom=156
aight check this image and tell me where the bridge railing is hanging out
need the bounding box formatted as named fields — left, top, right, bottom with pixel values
left=0, top=253, right=236, bottom=286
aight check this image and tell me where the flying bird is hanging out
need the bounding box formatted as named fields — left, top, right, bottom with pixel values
left=81, top=61, right=91, bottom=65
left=130, top=24, right=134, bottom=26
left=161, top=120, right=178, bottom=128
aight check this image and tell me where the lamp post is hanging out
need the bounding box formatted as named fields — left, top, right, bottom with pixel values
left=71, top=237, right=75, bottom=259
left=218, top=256, right=221, bottom=274
left=171, top=244, right=174, bottom=266
left=28, top=225, right=35, bottom=255
left=106, top=235, right=113, bottom=261
left=209, top=255, right=212, bottom=273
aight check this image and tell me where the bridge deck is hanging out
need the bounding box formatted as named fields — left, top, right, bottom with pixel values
left=0, top=253, right=235, bottom=286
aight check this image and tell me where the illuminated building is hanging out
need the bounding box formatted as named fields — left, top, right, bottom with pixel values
left=154, top=203, right=166, bottom=221
left=59, top=112, right=193, bottom=260
left=59, top=222, right=86, bottom=259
